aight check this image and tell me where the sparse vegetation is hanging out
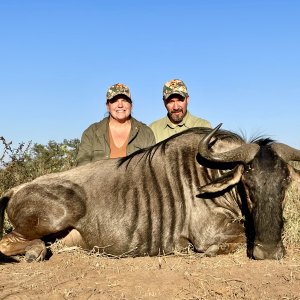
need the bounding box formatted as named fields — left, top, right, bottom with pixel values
left=0, top=136, right=79, bottom=193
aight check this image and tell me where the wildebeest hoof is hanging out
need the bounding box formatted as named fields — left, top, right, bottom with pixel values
left=25, top=240, right=47, bottom=262
left=25, top=249, right=46, bottom=262
left=203, top=245, right=219, bottom=257
left=25, top=251, right=38, bottom=262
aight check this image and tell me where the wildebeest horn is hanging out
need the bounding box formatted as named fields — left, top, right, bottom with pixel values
left=198, top=123, right=260, bottom=164
left=271, top=143, right=300, bottom=162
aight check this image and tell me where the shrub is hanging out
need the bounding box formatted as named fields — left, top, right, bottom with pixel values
left=0, top=137, right=79, bottom=194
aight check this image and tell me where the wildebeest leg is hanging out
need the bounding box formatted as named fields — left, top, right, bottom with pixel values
left=60, top=229, right=88, bottom=248
left=190, top=215, right=245, bottom=257
left=196, top=234, right=245, bottom=257
left=3, top=181, right=87, bottom=261
left=216, top=234, right=245, bottom=255
left=0, top=231, right=47, bottom=262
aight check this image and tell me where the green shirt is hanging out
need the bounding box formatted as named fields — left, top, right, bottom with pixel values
left=150, top=111, right=211, bottom=143
left=77, top=117, right=155, bottom=166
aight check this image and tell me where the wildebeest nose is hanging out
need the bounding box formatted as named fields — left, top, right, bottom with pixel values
left=253, top=243, right=285, bottom=260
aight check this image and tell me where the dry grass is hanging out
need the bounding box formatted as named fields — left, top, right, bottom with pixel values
left=283, top=162, right=300, bottom=246
left=283, top=182, right=300, bottom=246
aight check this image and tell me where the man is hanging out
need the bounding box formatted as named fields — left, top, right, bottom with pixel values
left=150, top=79, right=211, bottom=142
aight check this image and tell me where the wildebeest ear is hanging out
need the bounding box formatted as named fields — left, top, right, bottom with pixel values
left=287, top=164, right=300, bottom=183
left=198, top=165, right=244, bottom=194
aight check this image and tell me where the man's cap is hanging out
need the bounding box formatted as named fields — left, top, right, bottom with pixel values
left=163, top=79, right=188, bottom=100
left=106, top=83, right=131, bottom=101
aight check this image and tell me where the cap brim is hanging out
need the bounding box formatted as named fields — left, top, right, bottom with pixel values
left=164, top=91, right=187, bottom=100
left=107, top=93, right=132, bottom=101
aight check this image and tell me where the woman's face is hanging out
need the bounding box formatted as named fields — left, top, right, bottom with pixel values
left=106, top=96, right=132, bottom=123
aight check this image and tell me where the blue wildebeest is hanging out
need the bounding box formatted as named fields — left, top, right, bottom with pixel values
left=0, top=124, right=300, bottom=262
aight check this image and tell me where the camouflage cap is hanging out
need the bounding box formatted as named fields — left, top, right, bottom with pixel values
left=106, top=83, right=131, bottom=101
left=163, top=79, right=188, bottom=100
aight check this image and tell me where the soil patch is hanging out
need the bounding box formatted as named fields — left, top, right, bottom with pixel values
left=1, top=246, right=300, bottom=299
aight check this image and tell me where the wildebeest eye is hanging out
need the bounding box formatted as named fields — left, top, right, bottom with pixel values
left=245, top=165, right=252, bottom=172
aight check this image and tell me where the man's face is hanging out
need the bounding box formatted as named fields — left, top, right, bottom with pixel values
left=164, top=94, right=189, bottom=124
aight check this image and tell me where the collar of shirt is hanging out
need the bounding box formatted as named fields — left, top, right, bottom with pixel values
left=165, top=111, right=191, bottom=129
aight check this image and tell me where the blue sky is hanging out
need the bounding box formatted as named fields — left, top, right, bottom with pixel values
left=1, top=0, right=299, bottom=149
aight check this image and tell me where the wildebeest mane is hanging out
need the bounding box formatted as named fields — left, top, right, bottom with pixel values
left=118, top=127, right=245, bottom=169
left=250, top=137, right=276, bottom=146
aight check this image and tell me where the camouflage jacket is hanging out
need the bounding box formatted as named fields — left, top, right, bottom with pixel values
left=76, top=117, right=155, bottom=166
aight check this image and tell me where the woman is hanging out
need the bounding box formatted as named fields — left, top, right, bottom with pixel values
left=76, top=83, right=155, bottom=166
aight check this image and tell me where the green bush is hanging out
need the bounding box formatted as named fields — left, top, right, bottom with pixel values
left=0, top=137, right=79, bottom=195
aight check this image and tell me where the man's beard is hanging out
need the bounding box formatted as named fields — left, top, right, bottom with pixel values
left=169, top=110, right=186, bottom=124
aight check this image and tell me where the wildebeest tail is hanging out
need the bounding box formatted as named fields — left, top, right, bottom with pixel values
left=0, top=190, right=12, bottom=239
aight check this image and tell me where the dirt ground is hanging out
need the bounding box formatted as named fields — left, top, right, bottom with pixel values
left=0, top=245, right=300, bottom=300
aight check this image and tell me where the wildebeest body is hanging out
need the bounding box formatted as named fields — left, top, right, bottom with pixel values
left=1, top=126, right=300, bottom=261
left=5, top=136, right=242, bottom=257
